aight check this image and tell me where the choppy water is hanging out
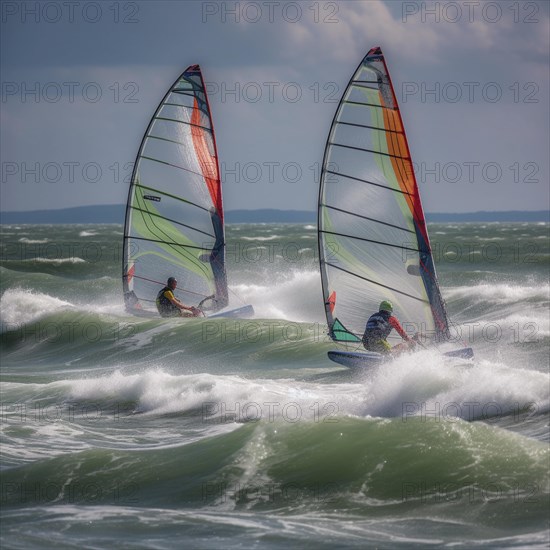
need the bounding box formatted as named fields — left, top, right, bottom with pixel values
left=1, top=222, right=549, bottom=549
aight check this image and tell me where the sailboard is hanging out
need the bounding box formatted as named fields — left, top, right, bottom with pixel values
left=328, top=347, right=474, bottom=370
left=317, top=47, right=472, bottom=367
left=122, top=64, right=253, bottom=319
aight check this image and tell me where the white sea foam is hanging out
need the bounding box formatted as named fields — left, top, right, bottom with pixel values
left=445, top=283, right=550, bottom=303
left=241, top=236, right=281, bottom=241
left=63, top=369, right=367, bottom=421
left=2, top=257, right=86, bottom=265
left=26, top=257, right=86, bottom=264
left=230, top=269, right=323, bottom=322
left=79, top=230, right=97, bottom=237
left=18, top=238, right=49, bottom=244
left=360, top=351, right=550, bottom=421
left=473, top=312, right=550, bottom=340
left=0, top=288, right=73, bottom=326
left=36, top=353, right=550, bottom=425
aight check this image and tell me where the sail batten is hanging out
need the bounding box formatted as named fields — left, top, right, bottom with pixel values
left=324, top=170, right=415, bottom=196
left=318, top=47, right=449, bottom=344
left=128, top=207, right=216, bottom=238
left=320, top=230, right=421, bottom=252
left=123, top=64, right=228, bottom=314
left=336, top=120, right=404, bottom=134
left=342, top=100, right=398, bottom=110
left=323, top=261, right=432, bottom=302
left=321, top=204, right=417, bottom=234
left=330, top=141, right=411, bottom=160
left=153, top=116, right=213, bottom=132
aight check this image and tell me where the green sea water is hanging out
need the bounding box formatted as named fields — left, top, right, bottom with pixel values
left=1, top=222, right=549, bottom=548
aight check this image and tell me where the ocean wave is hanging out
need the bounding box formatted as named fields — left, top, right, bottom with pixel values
left=18, top=238, right=49, bottom=244
left=364, top=351, right=550, bottom=421
left=2, top=411, right=547, bottom=518
left=230, top=269, right=323, bottom=322
left=79, top=231, right=97, bottom=237
left=0, top=288, right=74, bottom=327
left=10, top=352, right=547, bottom=425
left=241, top=236, right=281, bottom=241
left=13, top=257, right=87, bottom=264
left=445, top=283, right=550, bottom=303
left=482, top=313, right=550, bottom=340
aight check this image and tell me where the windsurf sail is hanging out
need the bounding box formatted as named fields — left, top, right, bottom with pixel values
left=318, top=47, right=450, bottom=345
left=123, top=64, right=228, bottom=314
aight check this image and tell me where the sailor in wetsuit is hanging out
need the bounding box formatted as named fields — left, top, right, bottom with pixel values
left=362, top=300, right=415, bottom=354
left=156, top=277, right=201, bottom=318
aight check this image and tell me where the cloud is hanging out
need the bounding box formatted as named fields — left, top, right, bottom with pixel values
left=2, top=1, right=548, bottom=212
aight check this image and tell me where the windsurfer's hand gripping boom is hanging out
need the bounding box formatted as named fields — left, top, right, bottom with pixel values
left=156, top=277, right=203, bottom=318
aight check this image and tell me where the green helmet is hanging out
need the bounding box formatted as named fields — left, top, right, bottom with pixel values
left=379, top=300, right=393, bottom=313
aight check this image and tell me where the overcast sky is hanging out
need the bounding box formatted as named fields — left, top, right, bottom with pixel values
left=1, top=0, right=549, bottom=213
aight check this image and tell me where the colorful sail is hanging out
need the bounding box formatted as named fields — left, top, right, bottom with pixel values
left=318, top=47, right=449, bottom=345
left=123, top=64, right=228, bottom=314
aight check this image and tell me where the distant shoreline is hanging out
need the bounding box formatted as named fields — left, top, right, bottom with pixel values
left=1, top=206, right=548, bottom=224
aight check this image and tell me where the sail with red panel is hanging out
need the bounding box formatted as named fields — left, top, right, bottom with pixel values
left=318, top=47, right=451, bottom=349
left=122, top=65, right=229, bottom=314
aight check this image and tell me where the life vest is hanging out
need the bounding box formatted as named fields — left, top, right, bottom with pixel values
left=156, top=286, right=179, bottom=317
left=363, top=310, right=392, bottom=341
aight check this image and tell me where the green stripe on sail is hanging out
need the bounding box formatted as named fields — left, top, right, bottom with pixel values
left=331, top=318, right=361, bottom=342
left=129, top=180, right=215, bottom=285
left=321, top=204, right=382, bottom=284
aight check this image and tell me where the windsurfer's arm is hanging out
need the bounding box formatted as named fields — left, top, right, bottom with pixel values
left=389, top=316, right=412, bottom=342
left=165, top=291, right=196, bottom=313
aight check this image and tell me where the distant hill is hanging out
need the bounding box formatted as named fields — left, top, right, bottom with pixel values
left=425, top=211, right=549, bottom=223
left=1, top=205, right=548, bottom=224
left=1, top=205, right=127, bottom=224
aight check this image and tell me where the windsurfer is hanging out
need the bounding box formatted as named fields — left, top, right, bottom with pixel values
left=362, top=300, right=415, bottom=354
left=156, top=277, right=201, bottom=318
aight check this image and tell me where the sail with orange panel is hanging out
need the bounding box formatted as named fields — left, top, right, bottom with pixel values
left=317, top=47, right=450, bottom=346
left=122, top=65, right=229, bottom=315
